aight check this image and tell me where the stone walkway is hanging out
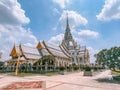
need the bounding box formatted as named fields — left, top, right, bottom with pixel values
left=0, top=70, right=120, bottom=90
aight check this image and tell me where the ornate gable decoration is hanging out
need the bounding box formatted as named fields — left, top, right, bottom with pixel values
left=10, top=44, right=18, bottom=56
left=36, top=42, right=43, bottom=49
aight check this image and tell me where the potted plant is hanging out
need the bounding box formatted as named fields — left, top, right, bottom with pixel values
left=73, top=66, right=79, bottom=71
left=83, top=66, right=92, bottom=76
left=59, top=66, right=66, bottom=75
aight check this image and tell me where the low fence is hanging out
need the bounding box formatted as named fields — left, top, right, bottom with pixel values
left=0, top=65, right=57, bottom=72
left=0, top=65, right=80, bottom=72
left=0, top=65, right=105, bottom=73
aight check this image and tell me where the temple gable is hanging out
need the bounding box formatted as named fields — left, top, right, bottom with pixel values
left=10, top=44, right=18, bottom=57
left=36, top=42, right=43, bottom=49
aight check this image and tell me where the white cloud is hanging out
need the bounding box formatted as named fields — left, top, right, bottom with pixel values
left=0, top=0, right=38, bottom=61
left=53, top=0, right=71, bottom=9
left=97, top=0, right=120, bottom=21
left=24, top=43, right=36, bottom=47
left=48, top=33, right=64, bottom=44
left=53, top=8, right=60, bottom=15
left=73, top=36, right=83, bottom=43
left=52, top=10, right=88, bottom=34
left=59, top=10, right=88, bottom=29
left=0, top=0, right=30, bottom=25
left=0, top=25, right=38, bottom=60
left=78, top=30, right=99, bottom=38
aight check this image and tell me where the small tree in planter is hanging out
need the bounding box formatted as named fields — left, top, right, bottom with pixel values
left=73, top=66, right=79, bottom=71
left=59, top=66, right=65, bottom=71
left=83, top=66, right=92, bottom=76
left=67, top=65, right=72, bottom=71
left=59, top=66, right=66, bottom=75
left=93, top=66, right=98, bottom=71
left=80, top=65, right=84, bottom=71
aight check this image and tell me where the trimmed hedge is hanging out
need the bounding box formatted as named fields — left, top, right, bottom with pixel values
left=59, top=66, right=65, bottom=71
left=84, top=66, right=91, bottom=71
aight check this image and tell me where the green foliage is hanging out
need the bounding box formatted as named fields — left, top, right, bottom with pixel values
left=84, top=66, right=91, bottom=71
left=66, top=65, right=72, bottom=71
left=95, top=47, right=120, bottom=70
left=34, top=55, right=55, bottom=66
left=93, top=66, right=98, bottom=71
left=0, top=61, right=4, bottom=70
left=80, top=65, right=84, bottom=70
left=73, top=66, right=79, bottom=70
left=0, top=61, right=4, bottom=66
left=59, top=66, right=65, bottom=71
left=6, top=71, right=59, bottom=76
left=113, top=75, right=120, bottom=81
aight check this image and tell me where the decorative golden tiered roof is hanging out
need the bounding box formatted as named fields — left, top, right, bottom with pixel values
left=9, top=41, right=71, bottom=61
left=10, top=44, right=41, bottom=60
left=10, top=44, right=19, bottom=57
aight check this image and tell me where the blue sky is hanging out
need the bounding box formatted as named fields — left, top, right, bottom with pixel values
left=0, top=0, right=120, bottom=62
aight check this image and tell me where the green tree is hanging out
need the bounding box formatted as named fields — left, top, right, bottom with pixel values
left=94, top=49, right=107, bottom=67
left=106, top=47, right=120, bottom=70
left=0, top=61, right=4, bottom=66
left=95, top=47, right=120, bottom=71
left=34, top=55, right=55, bottom=65
left=0, top=61, right=4, bottom=70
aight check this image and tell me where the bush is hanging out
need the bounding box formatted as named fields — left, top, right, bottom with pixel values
left=66, top=65, right=73, bottom=71
left=56, top=67, right=59, bottom=70
left=73, top=66, right=79, bottom=71
left=80, top=65, right=84, bottom=70
left=59, top=66, right=65, bottom=71
left=113, top=75, right=120, bottom=81
left=93, top=66, right=98, bottom=71
left=84, top=66, right=91, bottom=71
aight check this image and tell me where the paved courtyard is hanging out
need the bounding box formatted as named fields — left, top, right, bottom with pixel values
left=0, top=70, right=120, bottom=90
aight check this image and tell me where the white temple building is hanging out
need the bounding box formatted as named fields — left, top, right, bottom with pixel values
left=5, top=14, right=90, bottom=71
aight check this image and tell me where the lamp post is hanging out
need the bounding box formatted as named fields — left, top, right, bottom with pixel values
left=15, top=52, right=20, bottom=76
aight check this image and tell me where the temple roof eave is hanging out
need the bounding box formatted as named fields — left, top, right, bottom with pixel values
left=42, top=41, right=70, bottom=59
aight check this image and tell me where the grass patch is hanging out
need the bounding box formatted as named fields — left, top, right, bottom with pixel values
left=112, top=71, right=120, bottom=75
left=0, top=71, right=8, bottom=74
left=15, top=73, right=39, bottom=77
left=7, top=71, right=59, bottom=77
